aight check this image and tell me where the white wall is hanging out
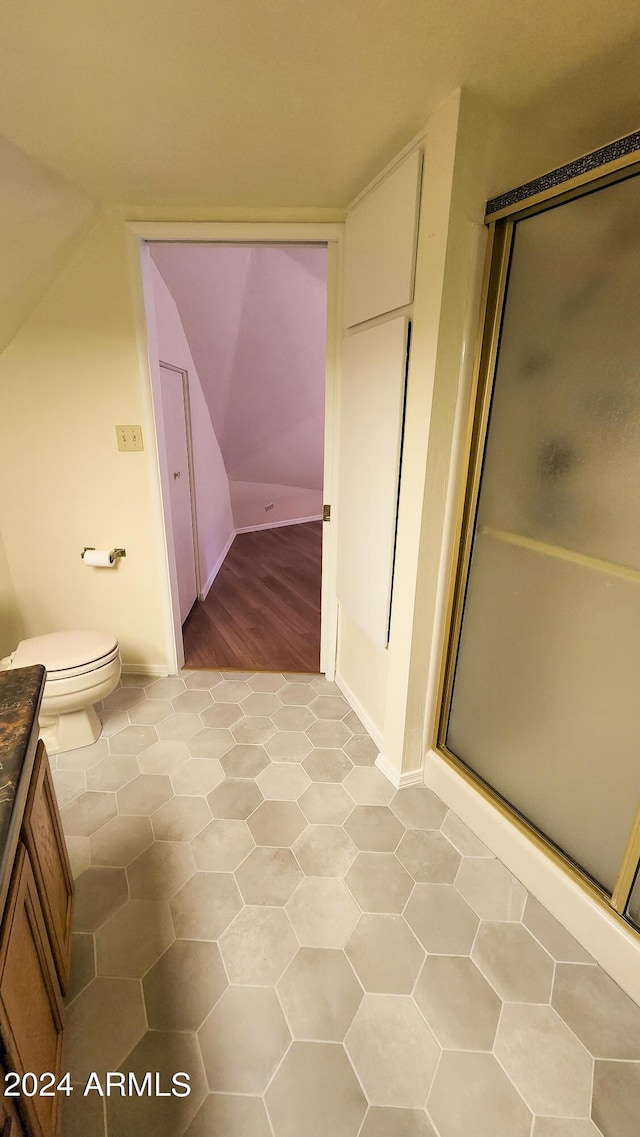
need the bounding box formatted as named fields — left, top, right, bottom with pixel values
left=149, top=264, right=235, bottom=592
left=230, top=482, right=323, bottom=531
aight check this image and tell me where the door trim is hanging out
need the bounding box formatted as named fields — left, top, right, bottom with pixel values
left=127, top=221, right=343, bottom=677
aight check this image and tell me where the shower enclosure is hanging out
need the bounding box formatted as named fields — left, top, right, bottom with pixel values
left=436, top=137, right=640, bottom=932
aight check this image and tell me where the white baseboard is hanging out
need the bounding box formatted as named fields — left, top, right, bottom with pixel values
left=424, top=748, right=640, bottom=1008
left=335, top=672, right=422, bottom=789
left=235, top=515, right=323, bottom=535
left=200, top=530, right=236, bottom=600
left=334, top=671, right=383, bottom=751
left=375, top=752, right=424, bottom=789
left=120, top=662, right=169, bottom=677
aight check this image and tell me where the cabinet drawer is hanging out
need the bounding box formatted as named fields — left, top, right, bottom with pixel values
left=21, top=744, right=73, bottom=990
left=0, top=845, right=64, bottom=1137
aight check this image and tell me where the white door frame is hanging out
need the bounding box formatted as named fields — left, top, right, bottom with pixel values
left=126, top=221, right=344, bottom=677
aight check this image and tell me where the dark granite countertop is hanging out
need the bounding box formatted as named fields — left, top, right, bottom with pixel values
left=0, top=665, right=45, bottom=910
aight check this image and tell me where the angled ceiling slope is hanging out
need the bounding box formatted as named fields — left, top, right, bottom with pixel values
left=152, top=243, right=327, bottom=494
left=0, top=134, right=96, bottom=354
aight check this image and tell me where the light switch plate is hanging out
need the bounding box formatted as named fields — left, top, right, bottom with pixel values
left=116, top=425, right=144, bottom=451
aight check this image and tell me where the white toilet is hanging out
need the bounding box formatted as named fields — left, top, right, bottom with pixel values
left=1, top=630, right=121, bottom=754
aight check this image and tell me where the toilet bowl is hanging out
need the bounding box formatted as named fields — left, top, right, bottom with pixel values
left=1, top=631, right=121, bottom=754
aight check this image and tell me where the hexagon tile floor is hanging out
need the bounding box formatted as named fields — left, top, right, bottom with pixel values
left=54, top=671, right=640, bottom=1137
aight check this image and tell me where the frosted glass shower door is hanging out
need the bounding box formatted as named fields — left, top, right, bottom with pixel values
left=445, top=173, right=640, bottom=896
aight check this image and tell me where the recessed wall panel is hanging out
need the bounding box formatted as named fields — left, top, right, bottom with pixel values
left=343, top=150, right=422, bottom=328
left=336, top=317, right=409, bottom=648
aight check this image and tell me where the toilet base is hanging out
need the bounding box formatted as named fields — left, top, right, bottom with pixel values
left=39, top=704, right=102, bottom=755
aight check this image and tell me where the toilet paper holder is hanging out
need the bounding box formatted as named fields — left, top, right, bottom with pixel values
left=82, top=547, right=127, bottom=563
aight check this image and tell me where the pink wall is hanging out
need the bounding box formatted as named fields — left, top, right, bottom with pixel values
left=150, top=263, right=235, bottom=592
left=150, top=243, right=327, bottom=530
left=151, top=245, right=253, bottom=438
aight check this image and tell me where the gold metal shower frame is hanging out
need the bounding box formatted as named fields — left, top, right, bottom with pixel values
left=434, top=141, right=640, bottom=932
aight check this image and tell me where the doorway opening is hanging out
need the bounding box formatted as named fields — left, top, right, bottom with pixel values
left=141, top=237, right=333, bottom=674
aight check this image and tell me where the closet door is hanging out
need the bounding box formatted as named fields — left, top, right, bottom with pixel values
left=337, top=317, right=410, bottom=647
left=343, top=150, right=422, bottom=328
left=337, top=147, right=422, bottom=648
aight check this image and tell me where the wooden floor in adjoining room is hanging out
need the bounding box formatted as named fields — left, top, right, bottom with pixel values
left=183, top=521, right=322, bottom=672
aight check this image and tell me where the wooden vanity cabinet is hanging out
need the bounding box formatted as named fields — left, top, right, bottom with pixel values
left=0, top=845, right=64, bottom=1137
left=0, top=668, right=74, bottom=1137
left=21, top=744, right=74, bottom=991
left=0, top=1101, right=27, bottom=1137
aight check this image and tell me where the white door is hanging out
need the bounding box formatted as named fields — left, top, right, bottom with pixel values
left=159, top=364, right=198, bottom=623
left=338, top=149, right=421, bottom=647
left=337, top=317, right=410, bottom=647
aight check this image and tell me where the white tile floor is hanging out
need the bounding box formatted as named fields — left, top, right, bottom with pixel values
left=54, top=671, right=640, bottom=1137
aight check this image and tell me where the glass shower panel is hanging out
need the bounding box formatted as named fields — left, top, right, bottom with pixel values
left=446, top=173, right=640, bottom=895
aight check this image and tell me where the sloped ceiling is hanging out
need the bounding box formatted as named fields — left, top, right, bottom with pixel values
left=1, top=0, right=639, bottom=208
left=2, top=2, right=639, bottom=360
left=0, top=135, right=96, bottom=353
left=151, top=244, right=327, bottom=497
left=222, top=248, right=326, bottom=490
left=151, top=244, right=253, bottom=436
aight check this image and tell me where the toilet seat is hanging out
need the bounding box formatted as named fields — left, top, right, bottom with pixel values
left=3, top=630, right=122, bottom=754
left=10, top=631, right=119, bottom=681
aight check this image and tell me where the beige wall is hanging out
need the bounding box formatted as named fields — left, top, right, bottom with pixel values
left=336, top=609, right=388, bottom=744
left=0, top=529, right=24, bottom=658
left=0, top=213, right=167, bottom=667
left=0, top=134, right=96, bottom=355
left=0, top=208, right=342, bottom=672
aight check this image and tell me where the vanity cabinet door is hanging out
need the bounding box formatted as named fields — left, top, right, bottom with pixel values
left=0, top=845, right=64, bottom=1137
left=0, top=1092, right=28, bottom=1136
left=21, top=743, right=73, bottom=991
